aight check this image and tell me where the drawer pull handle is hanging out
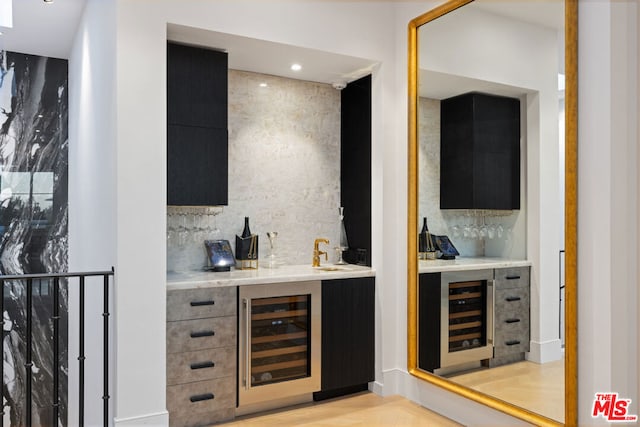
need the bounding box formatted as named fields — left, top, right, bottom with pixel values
left=505, top=318, right=521, bottom=324
left=506, top=275, right=521, bottom=280
left=190, top=300, right=215, bottom=307
left=506, top=340, right=521, bottom=346
left=190, top=361, right=215, bottom=370
left=190, top=330, right=215, bottom=338
left=190, top=393, right=214, bottom=403
left=506, top=296, right=521, bottom=302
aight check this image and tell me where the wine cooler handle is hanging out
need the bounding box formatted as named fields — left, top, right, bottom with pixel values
left=243, top=298, right=251, bottom=391
left=487, top=279, right=495, bottom=345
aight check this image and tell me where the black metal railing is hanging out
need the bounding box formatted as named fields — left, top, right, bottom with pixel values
left=0, top=269, right=114, bottom=427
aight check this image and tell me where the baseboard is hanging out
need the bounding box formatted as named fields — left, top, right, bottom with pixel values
left=527, top=338, right=563, bottom=363
left=114, top=410, right=169, bottom=426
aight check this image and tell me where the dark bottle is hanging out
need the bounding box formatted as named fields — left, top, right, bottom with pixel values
left=419, top=217, right=428, bottom=253
left=242, top=217, right=251, bottom=238
left=419, top=217, right=434, bottom=253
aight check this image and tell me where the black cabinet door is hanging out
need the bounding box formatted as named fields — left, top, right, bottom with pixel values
left=167, top=43, right=228, bottom=129
left=418, top=273, right=441, bottom=373
left=318, top=277, right=375, bottom=395
left=440, top=92, right=520, bottom=210
left=341, top=75, right=372, bottom=266
left=167, top=42, right=228, bottom=206
left=167, top=125, right=228, bottom=206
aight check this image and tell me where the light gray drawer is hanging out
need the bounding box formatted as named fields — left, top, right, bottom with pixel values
left=495, top=287, right=529, bottom=313
left=167, top=347, right=236, bottom=386
left=167, top=287, right=237, bottom=321
left=167, top=377, right=235, bottom=426
left=167, top=317, right=236, bottom=354
left=494, top=267, right=530, bottom=289
left=494, top=330, right=530, bottom=357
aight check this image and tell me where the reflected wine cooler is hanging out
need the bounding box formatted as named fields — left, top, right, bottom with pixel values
left=238, top=281, right=321, bottom=414
left=440, top=270, right=494, bottom=368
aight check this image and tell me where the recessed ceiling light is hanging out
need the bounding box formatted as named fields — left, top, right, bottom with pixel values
left=259, top=83, right=268, bottom=88
left=43, top=0, right=54, bottom=4
left=290, top=64, right=302, bottom=72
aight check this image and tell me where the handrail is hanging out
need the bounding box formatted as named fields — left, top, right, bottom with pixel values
left=0, top=268, right=114, bottom=427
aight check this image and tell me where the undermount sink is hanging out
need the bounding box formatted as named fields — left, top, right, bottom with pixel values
left=314, top=266, right=349, bottom=272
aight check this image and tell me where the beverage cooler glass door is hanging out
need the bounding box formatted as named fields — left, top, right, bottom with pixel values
left=238, top=281, right=321, bottom=408
left=440, top=269, right=494, bottom=368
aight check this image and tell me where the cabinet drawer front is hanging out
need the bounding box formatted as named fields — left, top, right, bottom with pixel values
left=167, top=317, right=236, bottom=354
left=494, top=312, right=529, bottom=341
left=167, top=287, right=237, bottom=321
left=167, top=347, right=236, bottom=386
left=167, top=377, right=235, bottom=419
left=494, top=332, right=530, bottom=357
left=494, top=267, right=530, bottom=289
left=495, top=287, right=529, bottom=313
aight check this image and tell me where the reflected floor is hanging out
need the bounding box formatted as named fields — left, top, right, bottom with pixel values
left=226, top=393, right=462, bottom=426
left=449, top=358, right=565, bottom=423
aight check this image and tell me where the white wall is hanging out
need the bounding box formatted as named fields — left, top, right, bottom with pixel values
left=578, top=0, right=639, bottom=424
left=68, top=0, right=118, bottom=425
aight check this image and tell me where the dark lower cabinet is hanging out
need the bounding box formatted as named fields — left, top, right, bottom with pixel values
left=314, top=277, right=375, bottom=400
left=418, top=273, right=441, bottom=373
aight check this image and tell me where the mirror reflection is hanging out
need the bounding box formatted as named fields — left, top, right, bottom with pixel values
left=416, top=0, right=565, bottom=422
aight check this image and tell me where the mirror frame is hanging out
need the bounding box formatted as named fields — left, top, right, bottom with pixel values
left=407, top=1, right=578, bottom=425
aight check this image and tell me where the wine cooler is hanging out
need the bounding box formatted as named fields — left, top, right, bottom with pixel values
left=440, top=270, right=494, bottom=368
left=238, top=281, right=321, bottom=412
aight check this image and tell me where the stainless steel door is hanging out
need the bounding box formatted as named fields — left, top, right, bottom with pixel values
left=440, top=270, right=494, bottom=368
left=238, top=281, right=321, bottom=408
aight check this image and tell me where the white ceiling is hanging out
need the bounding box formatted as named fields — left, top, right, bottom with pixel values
left=0, top=0, right=564, bottom=84
left=168, top=24, right=378, bottom=86
left=0, top=0, right=85, bottom=59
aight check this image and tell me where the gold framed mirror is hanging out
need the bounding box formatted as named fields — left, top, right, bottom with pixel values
left=407, top=0, right=577, bottom=425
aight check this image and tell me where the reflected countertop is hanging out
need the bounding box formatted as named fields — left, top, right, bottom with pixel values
left=167, top=263, right=375, bottom=290
left=418, top=257, right=531, bottom=274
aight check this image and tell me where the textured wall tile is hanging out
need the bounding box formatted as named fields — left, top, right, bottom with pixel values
left=168, top=70, right=341, bottom=271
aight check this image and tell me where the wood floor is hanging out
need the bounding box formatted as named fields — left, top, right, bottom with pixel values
left=225, top=393, right=462, bottom=427
left=224, top=359, right=563, bottom=426
left=450, top=359, right=565, bottom=423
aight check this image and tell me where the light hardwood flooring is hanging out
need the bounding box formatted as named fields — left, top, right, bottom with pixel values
left=225, top=393, right=462, bottom=427
left=450, top=359, right=565, bottom=423
left=223, top=359, right=563, bottom=426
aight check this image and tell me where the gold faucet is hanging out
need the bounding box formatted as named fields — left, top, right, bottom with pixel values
left=312, top=238, right=329, bottom=267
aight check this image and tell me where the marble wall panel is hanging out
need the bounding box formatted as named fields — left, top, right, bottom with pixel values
left=168, top=70, right=341, bottom=271
left=0, top=50, right=69, bottom=427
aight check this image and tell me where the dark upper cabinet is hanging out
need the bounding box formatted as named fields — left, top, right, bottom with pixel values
left=341, top=75, right=372, bottom=265
left=315, top=277, right=375, bottom=400
left=167, top=125, right=228, bottom=206
left=167, top=43, right=228, bottom=129
left=440, top=92, right=520, bottom=210
left=167, top=42, right=228, bottom=206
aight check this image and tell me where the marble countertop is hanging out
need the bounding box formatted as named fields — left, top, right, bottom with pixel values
left=418, top=257, right=531, bottom=273
left=167, top=263, right=375, bottom=290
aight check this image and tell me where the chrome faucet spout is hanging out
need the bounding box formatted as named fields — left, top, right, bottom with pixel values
left=312, top=238, right=330, bottom=267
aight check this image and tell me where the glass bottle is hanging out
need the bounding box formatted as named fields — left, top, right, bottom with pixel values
left=242, top=217, right=251, bottom=238
left=335, top=207, right=349, bottom=265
